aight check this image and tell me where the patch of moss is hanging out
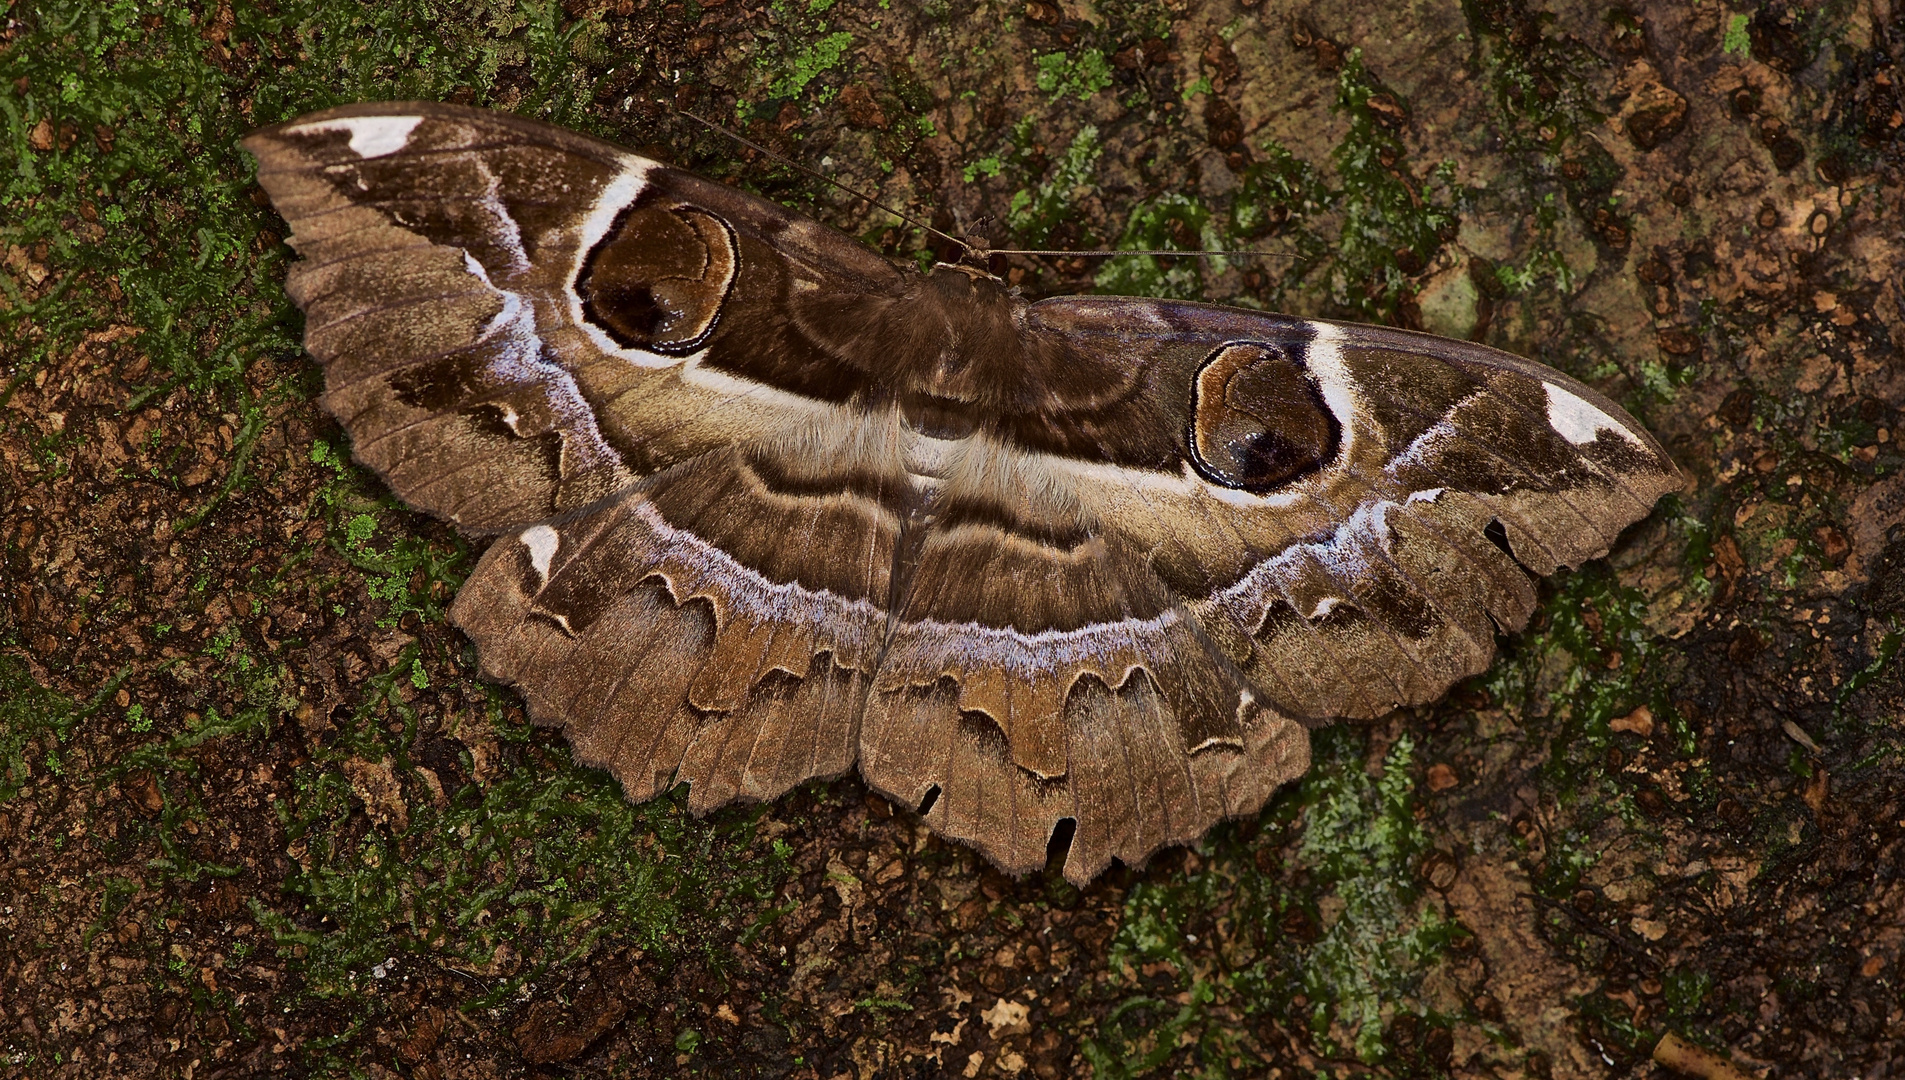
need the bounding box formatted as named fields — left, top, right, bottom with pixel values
left=1473, top=562, right=1707, bottom=955
left=1093, top=194, right=1220, bottom=300
left=311, top=456, right=469, bottom=632
left=267, top=665, right=790, bottom=1009
left=1459, top=0, right=1605, bottom=154
left=0, top=654, right=91, bottom=801
left=748, top=0, right=857, bottom=114
left=3, top=0, right=796, bottom=1065
left=1034, top=49, right=1113, bottom=102
left=1083, top=729, right=1455, bottom=1075
left=767, top=30, right=855, bottom=103
left=1006, top=124, right=1103, bottom=248
left=1227, top=140, right=1323, bottom=241
left=1329, top=51, right=1459, bottom=323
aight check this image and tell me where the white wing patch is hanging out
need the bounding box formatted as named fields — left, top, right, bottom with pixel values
left=1302, top=322, right=1362, bottom=461
left=289, top=115, right=423, bottom=159
left=1544, top=381, right=1643, bottom=447
left=520, top=525, right=560, bottom=584
left=567, top=159, right=682, bottom=368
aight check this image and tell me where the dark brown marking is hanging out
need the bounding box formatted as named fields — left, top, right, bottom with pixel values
left=1340, top=345, right=1486, bottom=453
left=1254, top=597, right=1305, bottom=641
left=928, top=496, right=1093, bottom=551
left=901, top=393, right=979, bottom=440
left=388, top=351, right=489, bottom=412
left=644, top=453, right=896, bottom=605
left=579, top=199, right=737, bottom=353
left=742, top=450, right=913, bottom=515
left=695, top=233, right=880, bottom=404
left=1189, top=341, right=1340, bottom=491
left=1355, top=568, right=1440, bottom=639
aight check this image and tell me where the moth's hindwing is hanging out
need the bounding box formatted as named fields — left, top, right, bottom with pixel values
left=247, top=102, right=1680, bottom=883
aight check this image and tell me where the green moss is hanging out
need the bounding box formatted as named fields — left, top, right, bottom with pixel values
left=1094, top=194, right=1220, bottom=301
left=0, top=656, right=131, bottom=801
left=1328, top=52, right=1459, bottom=322
left=1083, top=729, right=1454, bottom=1076
left=267, top=667, right=790, bottom=1007
left=1006, top=124, right=1103, bottom=248
left=767, top=30, right=855, bottom=102
left=1459, top=0, right=1605, bottom=154
left=1035, top=49, right=1112, bottom=102
left=1291, top=733, right=1456, bottom=1061
left=2, top=1, right=795, bottom=1064
left=961, top=154, right=1005, bottom=183
left=1227, top=141, right=1323, bottom=240
left=750, top=0, right=857, bottom=112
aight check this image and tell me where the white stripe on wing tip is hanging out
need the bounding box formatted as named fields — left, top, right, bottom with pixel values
left=1543, top=381, right=1643, bottom=447
left=289, top=115, right=424, bottom=159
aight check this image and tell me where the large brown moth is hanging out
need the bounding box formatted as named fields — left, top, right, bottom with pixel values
left=244, top=102, right=1680, bottom=884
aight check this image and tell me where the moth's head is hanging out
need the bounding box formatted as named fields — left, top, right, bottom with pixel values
left=924, top=220, right=1010, bottom=280
left=961, top=235, right=1014, bottom=280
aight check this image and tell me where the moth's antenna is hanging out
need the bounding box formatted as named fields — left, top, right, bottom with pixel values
left=677, top=109, right=966, bottom=253
left=677, top=110, right=1301, bottom=267
left=987, top=248, right=1303, bottom=260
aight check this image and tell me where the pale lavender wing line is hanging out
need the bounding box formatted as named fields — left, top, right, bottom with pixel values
left=535, top=487, right=695, bottom=789
left=1031, top=316, right=1532, bottom=717
left=1049, top=362, right=1407, bottom=721
left=725, top=475, right=862, bottom=798
left=1323, top=377, right=1641, bottom=575
left=1280, top=442, right=1504, bottom=675
left=982, top=352, right=1284, bottom=836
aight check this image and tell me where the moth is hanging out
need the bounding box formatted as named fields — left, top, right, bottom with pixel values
left=245, top=102, right=1680, bottom=884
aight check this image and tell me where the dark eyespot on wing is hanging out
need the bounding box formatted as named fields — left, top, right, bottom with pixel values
left=578, top=197, right=737, bottom=354
left=1188, top=341, right=1340, bottom=491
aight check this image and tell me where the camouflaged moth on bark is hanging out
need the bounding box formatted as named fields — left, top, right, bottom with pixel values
left=244, top=102, right=1680, bottom=884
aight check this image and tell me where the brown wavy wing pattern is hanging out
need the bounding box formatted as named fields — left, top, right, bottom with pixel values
left=855, top=301, right=1678, bottom=877
left=447, top=456, right=895, bottom=811
left=247, top=103, right=1680, bottom=884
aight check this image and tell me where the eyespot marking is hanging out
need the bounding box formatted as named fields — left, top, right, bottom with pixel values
left=577, top=197, right=738, bottom=355
left=1188, top=340, right=1341, bottom=491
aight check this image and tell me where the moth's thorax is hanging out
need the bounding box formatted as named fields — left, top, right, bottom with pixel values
left=884, top=267, right=1044, bottom=486
left=900, top=265, right=1028, bottom=397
